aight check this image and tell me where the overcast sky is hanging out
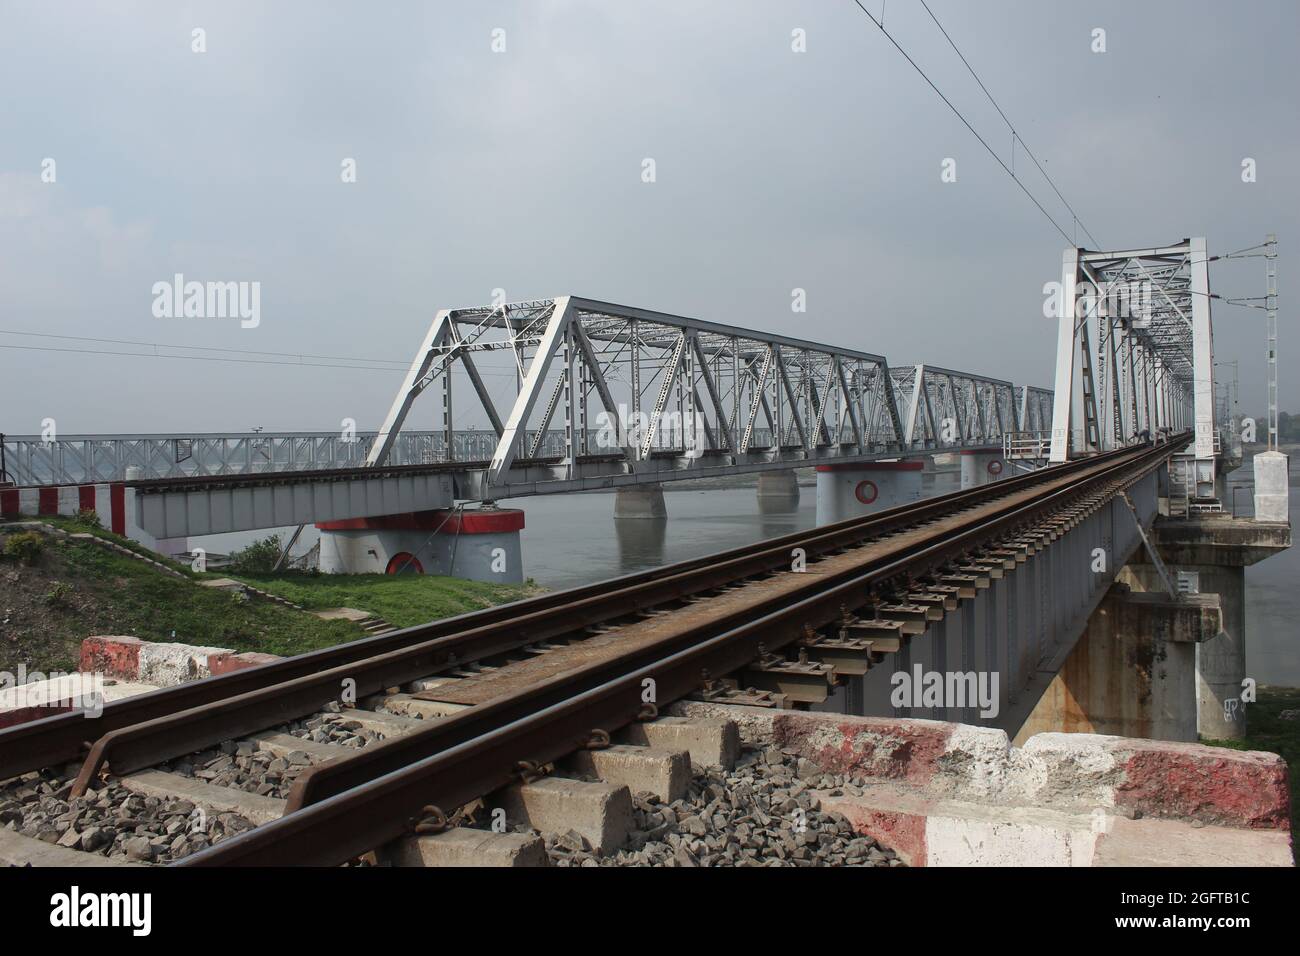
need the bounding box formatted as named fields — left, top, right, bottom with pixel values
left=1, top=0, right=1296, bottom=436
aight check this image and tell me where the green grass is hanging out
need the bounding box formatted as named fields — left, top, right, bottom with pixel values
left=1201, top=685, right=1300, bottom=850
left=228, top=573, right=540, bottom=629
left=36, top=514, right=195, bottom=574
left=0, top=532, right=360, bottom=672
left=1, top=522, right=539, bottom=674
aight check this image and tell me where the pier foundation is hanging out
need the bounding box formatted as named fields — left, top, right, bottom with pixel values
left=1016, top=586, right=1222, bottom=743
left=959, top=450, right=1006, bottom=489
left=756, top=469, right=800, bottom=498
left=317, top=507, right=524, bottom=583
left=814, top=461, right=922, bottom=525
left=614, top=483, right=667, bottom=519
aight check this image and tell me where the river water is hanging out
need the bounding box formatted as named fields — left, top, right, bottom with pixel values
left=192, top=460, right=1299, bottom=686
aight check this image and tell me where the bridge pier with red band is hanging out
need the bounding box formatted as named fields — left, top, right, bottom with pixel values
left=814, top=460, right=923, bottom=525
left=316, top=508, right=525, bottom=583
left=959, top=449, right=1007, bottom=490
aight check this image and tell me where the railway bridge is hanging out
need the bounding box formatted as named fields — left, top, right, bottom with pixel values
left=0, top=238, right=1292, bottom=867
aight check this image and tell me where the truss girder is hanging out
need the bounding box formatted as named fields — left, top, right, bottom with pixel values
left=350, top=296, right=1049, bottom=498
left=1050, top=240, right=1204, bottom=466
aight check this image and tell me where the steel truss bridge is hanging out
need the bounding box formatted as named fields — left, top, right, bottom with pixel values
left=366, top=295, right=1053, bottom=498
left=4, top=296, right=1054, bottom=499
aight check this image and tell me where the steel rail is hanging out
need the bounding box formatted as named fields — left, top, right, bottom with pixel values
left=62, top=444, right=1148, bottom=794
left=177, top=440, right=1176, bottom=865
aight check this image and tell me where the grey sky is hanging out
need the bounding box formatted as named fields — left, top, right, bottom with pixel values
left=1, top=0, right=1295, bottom=435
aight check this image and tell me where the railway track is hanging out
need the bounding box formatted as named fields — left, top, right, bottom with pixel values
left=0, top=439, right=1181, bottom=866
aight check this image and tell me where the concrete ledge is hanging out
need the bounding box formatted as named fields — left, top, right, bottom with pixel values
left=388, top=828, right=549, bottom=867
left=1116, top=591, right=1222, bottom=643
left=819, top=783, right=1293, bottom=867
left=665, top=705, right=1291, bottom=865
left=208, top=651, right=283, bottom=675
left=78, top=636, right=285, bottom=686
left=0, top=674, right=159, bottom=728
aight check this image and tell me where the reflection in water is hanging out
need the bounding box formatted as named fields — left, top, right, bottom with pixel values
left=613, top=516, right=668, bottom=573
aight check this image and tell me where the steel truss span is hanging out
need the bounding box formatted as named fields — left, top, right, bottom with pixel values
left=368, top=295, right=1053, bottom=498
left=1049, top=239, right=1212, bottom=467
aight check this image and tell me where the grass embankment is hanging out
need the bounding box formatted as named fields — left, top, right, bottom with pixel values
left=229, top=573, right=540, bottom=629
left=0, top=521, right=537, bottom=673
left=1202, top=685, right=1300, bottom=850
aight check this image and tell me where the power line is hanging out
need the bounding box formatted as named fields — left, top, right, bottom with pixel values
left=916, top=0, right=1103, bottom=248
left=0, top=329, right=523, bottom=379
left=848, top=0, right=1081, bottom=246
left=0, top=329, right=410, bottom=368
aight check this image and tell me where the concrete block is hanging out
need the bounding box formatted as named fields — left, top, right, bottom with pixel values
left=562, top=745, right=691, bottom=802
left=1252, top=450, right=1290, bottom=522
left=492, top=777, right=633, bottom=854
left=79, top=636, right=145, bottom=680
left=388, top=828, right=548, bottom=867
left=136, top=641, right=231, bottom=686
left=771, top=711, right=957, bottom=785
left=819, top=783, right=1294, bottom=867
left=669, top=699, right=777, bottom=745
left=619, top=716, right=739, bottom=770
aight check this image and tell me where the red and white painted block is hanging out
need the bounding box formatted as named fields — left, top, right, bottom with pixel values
left=1, top=482, right=128, bottom=536
left=671, top=702, right=1293, bottom=866
left=80, top=636, right=283, bottom=687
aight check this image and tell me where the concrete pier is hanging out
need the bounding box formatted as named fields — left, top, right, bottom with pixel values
left=1143, top=511, right=1291, bottom=739
left=815, top=461, right=922, bottom=525
left=317, top=507, right=525, bottom=583
left=1017, top=586, right=1222, bottom=743
left=756, top=469, right=799, bottom=498
left=614, top=483, right=667, bottom=519
left=1020, top=505, right=1290, bottom=743
left=959, top=450, right=1006, bottom=489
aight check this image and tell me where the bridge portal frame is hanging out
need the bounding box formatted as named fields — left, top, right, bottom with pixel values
left=1049, top=239, right=1207, bottom=480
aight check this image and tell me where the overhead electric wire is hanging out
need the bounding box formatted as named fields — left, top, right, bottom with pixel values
left=848, top=0, right=1087, bottom=247
left=0, top=328, right=521, bottom=379
left=916, top=0, right=1103, bottom=248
